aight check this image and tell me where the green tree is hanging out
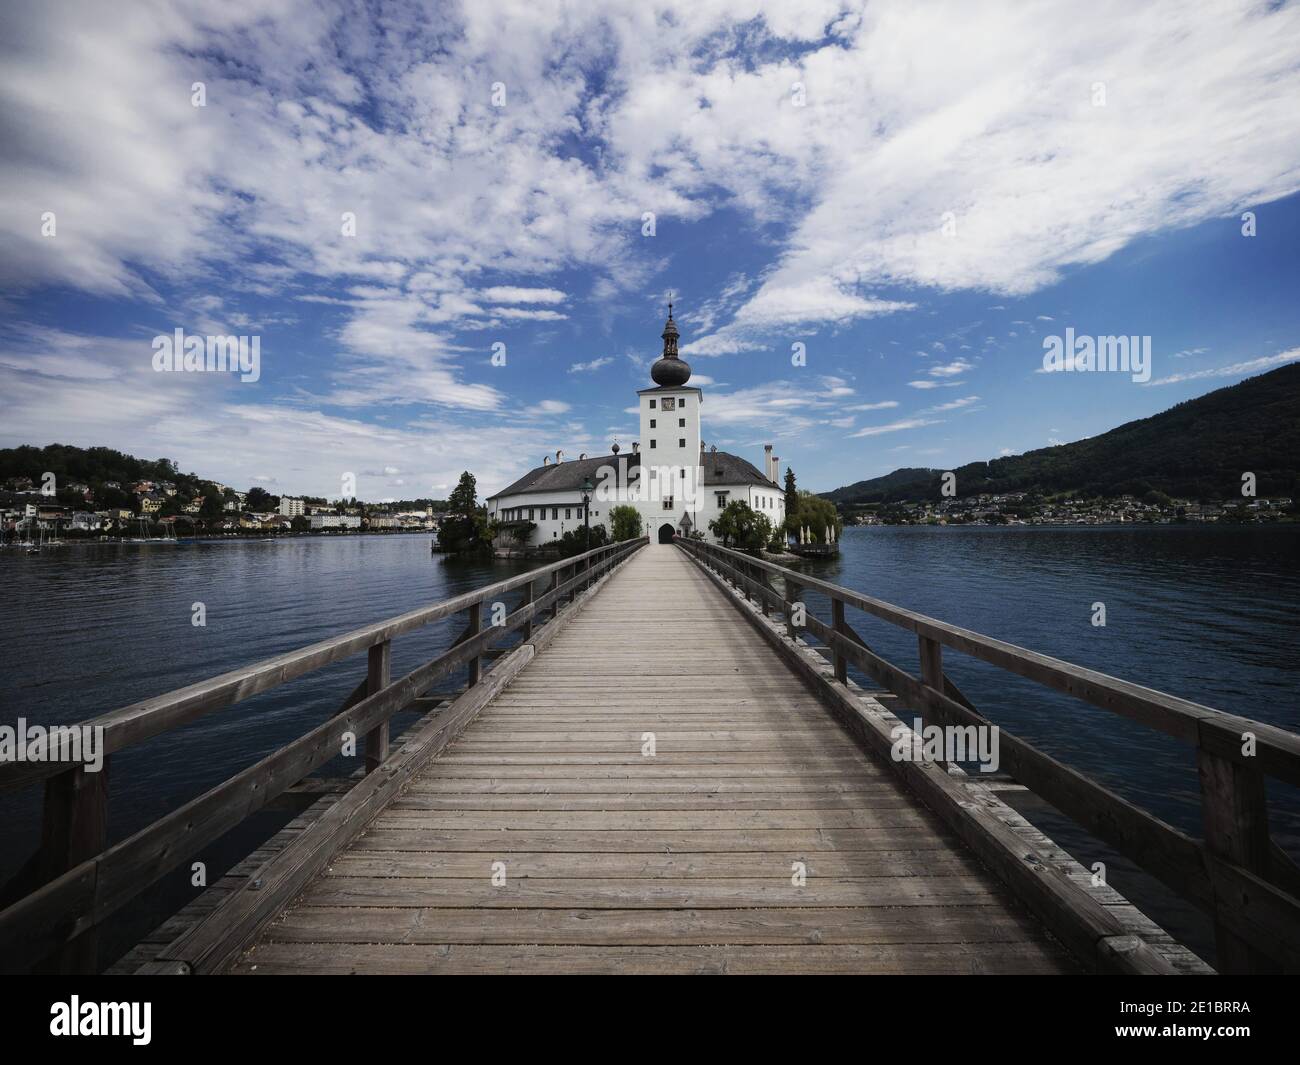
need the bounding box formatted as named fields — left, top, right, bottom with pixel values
left=246, top=486, right=274, bottom=512
left=447, top=472, right=478, bottom=514
left=199, top=491, right=225, bottom=523
left=557, top=524, right=608, bottom=558
left=785, top=490, right=842, bottom=543
left=709, top=500, right=773, bottom=552
left=783, top=466, right=797, bottom=498
left=608, top=504, right=642, bottom=542
left=438, top=471, right=492, bottom=555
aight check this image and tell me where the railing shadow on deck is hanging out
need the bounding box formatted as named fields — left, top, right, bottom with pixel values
left=0, top=537, right=647, bottom=974
left=676, top=537, right=1300, bottom=975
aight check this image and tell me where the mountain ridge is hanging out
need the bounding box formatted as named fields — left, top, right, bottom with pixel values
left=821, top=363, right=1300, bottom=505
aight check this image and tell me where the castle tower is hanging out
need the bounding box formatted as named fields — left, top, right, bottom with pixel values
left=638, top=303, right=702, bottom=522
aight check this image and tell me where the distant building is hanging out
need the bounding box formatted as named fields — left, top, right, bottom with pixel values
left=279, top=496, right=305, bottom=517
left=309, top=514, right=361, bottom=531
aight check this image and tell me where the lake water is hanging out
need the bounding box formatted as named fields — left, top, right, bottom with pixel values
left=2, top=525, right=1297, bottom=967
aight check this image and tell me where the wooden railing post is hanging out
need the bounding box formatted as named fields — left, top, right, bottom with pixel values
left=37, top=760, right=110, bottom=972
left=363, top=640, right=391, bottom=773
left=1197, top=749, right=1275, bottom=973
left=521, top=579, right=534, bottom=641
left=918, top=634, right=943, bottom=692
left=466, top=602, right=483, bottom=687
left=832, top=598, right=847, bottom=684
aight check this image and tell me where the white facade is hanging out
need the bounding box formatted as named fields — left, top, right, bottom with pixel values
left=488, top=309, right=786, bottom=547
left=309, top=513, right=361, bottom=530
left=279, top=496, right=305, bottom=517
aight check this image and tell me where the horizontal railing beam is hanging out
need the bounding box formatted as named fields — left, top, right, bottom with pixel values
left=0, top=536, right=646, bottom=970
left=676, top=537, right=1300, bottom=971
left=0, top=539, right=645, bottom=794
left=677, top=539, right=1300, bottom=785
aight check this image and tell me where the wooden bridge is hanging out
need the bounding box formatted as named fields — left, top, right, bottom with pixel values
left=2, top=538, right=1298, bottom=974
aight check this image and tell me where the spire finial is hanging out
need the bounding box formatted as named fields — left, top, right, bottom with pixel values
left=651, top=299, right=690, bottom=386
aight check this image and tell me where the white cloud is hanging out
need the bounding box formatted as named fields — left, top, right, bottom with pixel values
left=927, top=358, right=973, bottom=377
left=3, top=0, right=1300, bottom=467
left=923, top=394, right=980, bottom=412
left=846, top=400, right=900, bottom=411
left=489, top=308, right=569, bottom=321
left=569, top=357, right=614, bottom=373
left=0, top=326, right=558, bottom=499
left=479, top=287, right=567, bottom=304
left=850, top=417, right=942, bottom=438
left=1146, top=348, right=1300, bottom=386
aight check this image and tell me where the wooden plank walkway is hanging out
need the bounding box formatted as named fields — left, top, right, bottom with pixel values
left=232, top=544, right=1076, bottom=974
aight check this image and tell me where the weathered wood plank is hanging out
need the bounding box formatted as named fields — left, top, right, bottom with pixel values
left=232, top=545, right=1078, bottom=975
left=234, top=942, right=1074, bottom=975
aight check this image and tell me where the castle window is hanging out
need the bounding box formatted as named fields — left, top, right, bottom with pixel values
left=650, top=419, right=656, bottom=428
left=678, top=418, right=685, bottom=427
left=565, top=508, right=571, bottom=519
left=649, top=399, right=656, bottom=408
left=551, top=507, right=558, bottom=520
left=715, top=491, right=729, bottom=507
left=678, top=438, right=685, bottom=448
left=662, top=496, right=674, bottom=510
left=650, top=439, right=656, bottom=449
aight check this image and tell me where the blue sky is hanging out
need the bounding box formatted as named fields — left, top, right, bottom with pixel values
left=2, top=0, right=1298, bottom=500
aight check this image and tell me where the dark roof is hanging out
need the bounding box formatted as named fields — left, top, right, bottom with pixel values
left=700, top=451, right=776, bottom=488
left=489, top=452, right=628, bottom=499
left=489, top=450, right=781, bottom=499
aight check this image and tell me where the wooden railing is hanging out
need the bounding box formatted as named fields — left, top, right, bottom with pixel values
left=0, top=537, right=647, bottom=973
left=676, top=537, right=1300, bottom=974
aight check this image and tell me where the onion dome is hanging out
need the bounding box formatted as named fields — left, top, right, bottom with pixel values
left=650, top=302, right=692, bottom=387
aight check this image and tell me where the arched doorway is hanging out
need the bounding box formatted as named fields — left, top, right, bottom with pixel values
left=657, top=523, right=676, bottom=544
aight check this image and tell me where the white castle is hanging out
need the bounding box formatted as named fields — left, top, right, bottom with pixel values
left=487, top=306, right=786, bottom=546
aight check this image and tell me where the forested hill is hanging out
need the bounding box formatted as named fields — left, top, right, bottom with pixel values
left=822, top=362, right=1300, bottom=505
left=0, top=445, right=205, bottom=493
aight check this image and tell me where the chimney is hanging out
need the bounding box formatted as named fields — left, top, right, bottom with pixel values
left=555, top=450, right=563, bottom=463
left=543, top=456, right=551, bottom=466
left=773, top=456, right=780, bottom=485
left=764, top=444, right=775, bottom=484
